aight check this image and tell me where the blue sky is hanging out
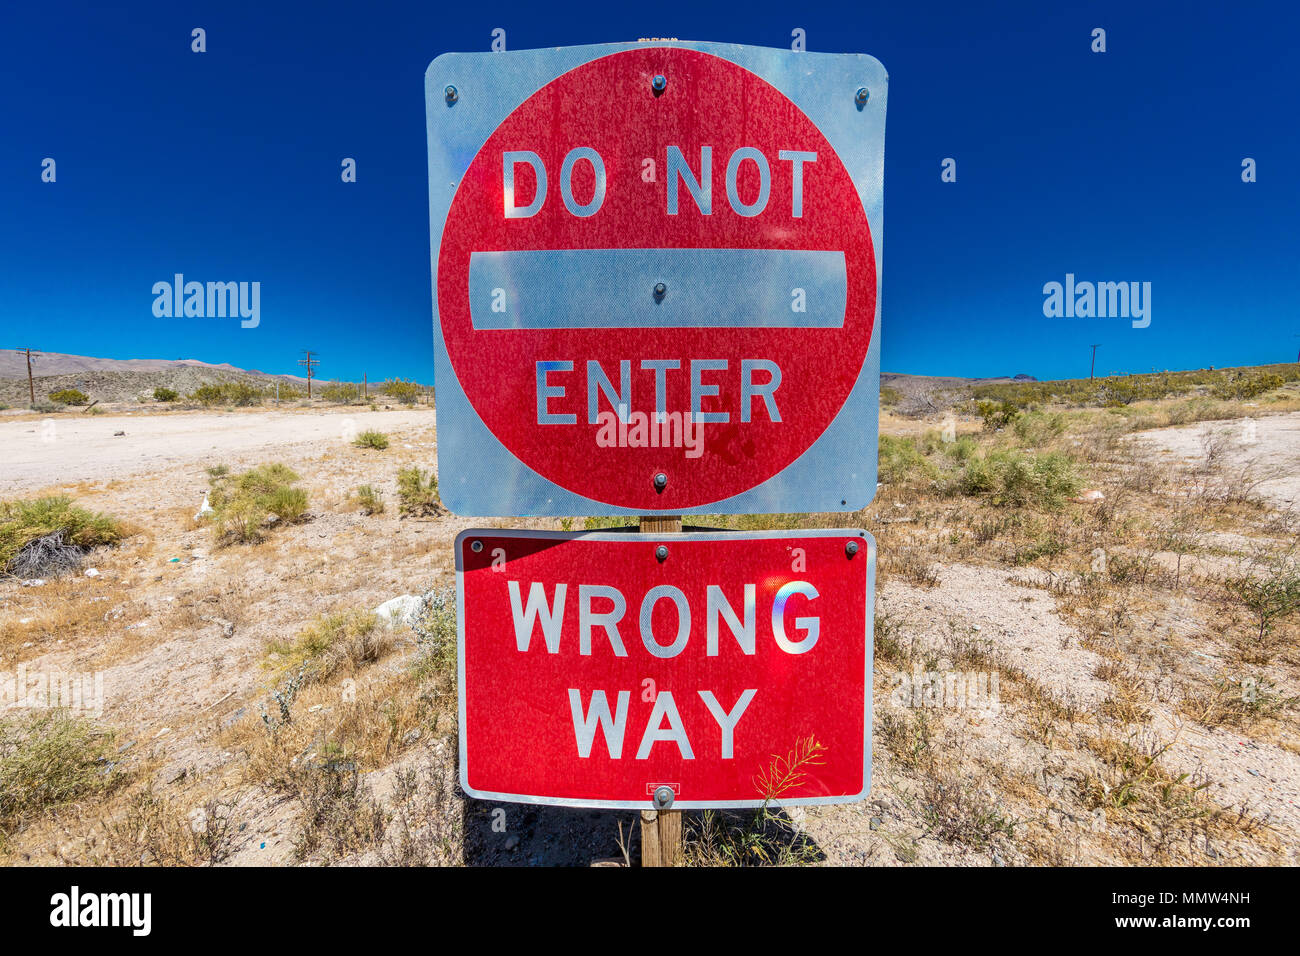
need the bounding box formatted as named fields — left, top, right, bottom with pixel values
left=1, top=0, right=1296, bottom=383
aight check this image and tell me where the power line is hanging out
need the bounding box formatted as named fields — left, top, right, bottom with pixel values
left=297, top=350, right=320, bottom=399
left=1089, top=344, right=1101, bottom=382
left=12, top=347, right=39, bottom=404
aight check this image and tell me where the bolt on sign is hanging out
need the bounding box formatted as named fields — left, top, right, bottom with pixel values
left=425, top=41, right=887, bottom=515
left=456, top=529, right=874, bottom=808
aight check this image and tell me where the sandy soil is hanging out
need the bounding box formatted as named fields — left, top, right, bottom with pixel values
left=1130, top=411, right=1300, bottom=510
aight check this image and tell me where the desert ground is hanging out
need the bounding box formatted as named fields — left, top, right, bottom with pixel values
left=2, top=371, right=1298, bottom=866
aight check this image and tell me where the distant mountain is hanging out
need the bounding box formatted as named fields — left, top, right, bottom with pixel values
left=0, top=351, right=307, bottom=383
left=0, top=351, right=313, bottom=405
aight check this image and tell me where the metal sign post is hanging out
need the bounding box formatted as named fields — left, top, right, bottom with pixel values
left=640, top=511, right=682, bottom=866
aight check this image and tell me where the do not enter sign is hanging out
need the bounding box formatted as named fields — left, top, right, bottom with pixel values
left=426, top=42, right=887, bottom=515
left=456, top=529, right=874, bottom=808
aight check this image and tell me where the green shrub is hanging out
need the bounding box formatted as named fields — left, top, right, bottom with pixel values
left=1211, top=373, right=1285, bottom=401
left=396, top=466, right=441, bottom=515
left=880, top=385, right=903, bottom=408
left=958, top=449, right=1081, bottom=508
left=1012, top=411, right=1066, bottom=447
left=975, top=399, right=1021, bottom=431
left=276, top=383, right=305, bottom=401
left=0, top=496, right=124, bottom=574
left=383, top=379, right=422, bottom=405
left=267, top=609, right=387, bottom=685
left=153, top=387, right=179, bottom=402
left=319, top=381, right=360, bottom=403
left=878, top=436, right=937, bottom=485
left=353, top=430, right=389, bottom=450
left=48, top=389, right=89, bottom=406
left=189, top=381, right=264, bottom=407
left=944, top=435, right=979, bottom=462
left=265, top=485, right=309, bottom=523
left=207, top=464, right=309, bottom=544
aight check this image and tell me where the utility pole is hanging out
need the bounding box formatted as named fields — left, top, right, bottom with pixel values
left=12, top=347, right=38, bottom=404
left=297, top=350, right=319, bottom=399
left=1089, top=344, right=1101, bottom=382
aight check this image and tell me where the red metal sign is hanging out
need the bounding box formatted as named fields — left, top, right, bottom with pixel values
left=456, top=529, right=873, bottom=808
left=435, top=46, right=878, bottom=512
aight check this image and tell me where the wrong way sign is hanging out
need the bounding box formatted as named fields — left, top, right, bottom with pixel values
left=426, top=42, right=887, bottom=515
left=455, top=529, right=873, bottom=808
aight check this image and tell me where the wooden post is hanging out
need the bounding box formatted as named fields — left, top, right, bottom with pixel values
left=639, top=512, right=682, bottom=866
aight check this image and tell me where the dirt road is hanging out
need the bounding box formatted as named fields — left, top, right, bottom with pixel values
left=0, top=408, right=435, bottom=494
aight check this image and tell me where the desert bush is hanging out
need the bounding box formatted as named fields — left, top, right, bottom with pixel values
left=944, top=434, right=979, bottom=462
left=284, top=758, right=386, bottom=863
left=99, top=788, right=236, bottom=866
left=1012, top=410, right=1066, bottom=447
left=1211, top=373, right=1284, bottom=401
left=189, top=381, right=263, bottom=407
left=1225, top=558, right=1300, bottom=649
left=878, top=435, right=937, bottom=486
left=378, top=763, right=464, bottom=866
left=353, top=429, right=389, bottom=450
left=207, top=463, right=309, bottom=544
left=0, top=496, right=124, bottom=575
left=0, top=712, right=118, bottom=847
left=319, top=381, right=360, bottom=403
left=268, top=609, right=391, bottom=686
left=354, top=484, right=385, bottom=515
left=28, top=402, right=60, bottom=413
left=880, top=385, right=903, bottom=407
left=48, top=388, right=89, bottom=406
left=383, top=378, right=422, bottom=405
left=975, top=399, right=1021, bottom=431
left=397, top=466, right=441, bottom=515
left=968, top=365, right=1300, bottom=412
left=878, top=710, right=935, bottom=772
left=920, top=771, right=1017, bottom=848
left=411, top=586, right=456, bottom=682
left=958, top=449, right=1081, bottom=508
left=153, top=387, right=179, bottom=402
left=276, top=382, right=305, bottom=401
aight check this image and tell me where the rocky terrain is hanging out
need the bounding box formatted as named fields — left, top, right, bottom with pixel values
left=0, top=352, right=309, bottom=406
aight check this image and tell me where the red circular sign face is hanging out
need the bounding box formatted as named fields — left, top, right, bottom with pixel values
left=438, top=47, right=875, bottom=511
